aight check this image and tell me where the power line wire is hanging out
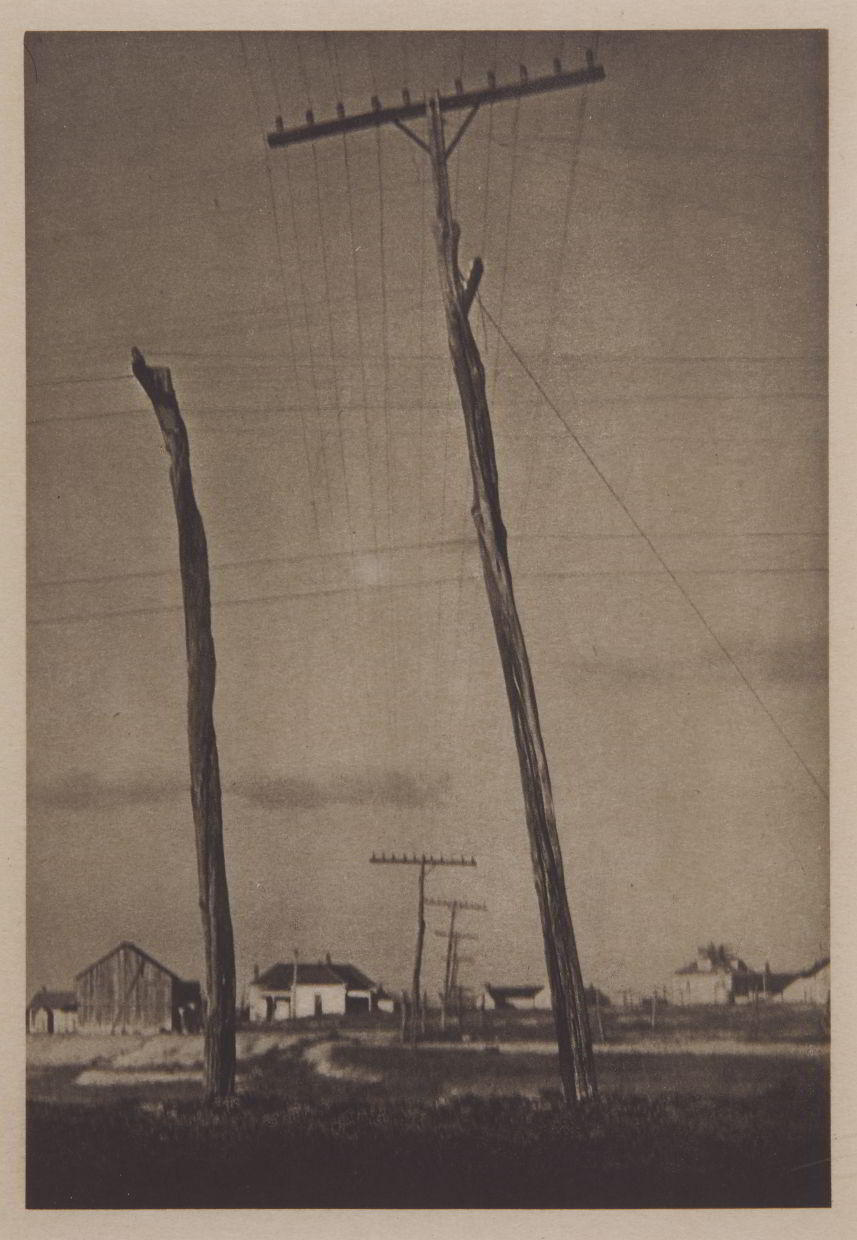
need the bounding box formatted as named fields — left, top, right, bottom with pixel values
left=477, top=295, right=828, bottom=801
left=324, top=31, right=379, bottom=552
left=31, top=530, right=665, bottom=591
left=30, top=559, right=827, bottom=632
left=238, top=32, right=322, bottom=544
left=367, top=35, right=401, bottom=748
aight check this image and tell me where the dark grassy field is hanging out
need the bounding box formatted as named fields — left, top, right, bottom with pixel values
left=470, top=1001, right=829, bottom=1044
left=27, top=1022, right=830, bottom=1208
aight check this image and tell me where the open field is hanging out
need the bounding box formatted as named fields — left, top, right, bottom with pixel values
left=27, top=1007, right=830, bottom=1208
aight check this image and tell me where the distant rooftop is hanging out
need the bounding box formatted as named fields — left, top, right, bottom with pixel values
left=28, top=989, right=77, bottom=1012
left=254, top=961, right=376, bottom=990
left=486, top=984, right=545, bottom=999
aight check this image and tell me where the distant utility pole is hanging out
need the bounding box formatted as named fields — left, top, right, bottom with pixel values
left=131, top=348, right=236, bottom=1104
left=370, top=852, right=476, bottom=1045
left=425, top=896, right=487, bottom=1007
left=272, top=54, right=605, bottom=1106
left=433, top=925, right=480, bottom=1005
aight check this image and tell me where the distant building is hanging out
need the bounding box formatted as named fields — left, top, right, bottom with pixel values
left=584, top=985, right=611, bottom=1007
left=731, top=962, right=799, bottom=1004
left=248, top=955, right=379, bottom=1021
left=482, top=982, right=608, bottom=1011
left=75, top=942, right=203, bottom=1034
left=609, top=988, right=645, bottom=1009
left=669, top=944, right=751, bottom=1005
left=781, top=958, right=830, bottom=1005
left=482, top=983, right=553, bottom=1011
left=27, top=989, right=78, bottom=1034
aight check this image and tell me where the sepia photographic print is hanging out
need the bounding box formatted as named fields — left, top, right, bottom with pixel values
left=16, top=8, right=847, bottom=1220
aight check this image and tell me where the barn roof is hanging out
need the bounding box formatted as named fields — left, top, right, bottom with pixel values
left=75, top=941, right=185, bottom=982
left=28, top=989, right=77, bottom=1012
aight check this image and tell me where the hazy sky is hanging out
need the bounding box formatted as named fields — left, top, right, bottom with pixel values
left=26, top=30, right=827, bottom=1001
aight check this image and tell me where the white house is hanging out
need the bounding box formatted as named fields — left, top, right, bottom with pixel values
left=669, top=945, right=751, bottom=1005
left=27, top=989, right=78, bottom=1034
left=248, top=956, right=379, bottom=1022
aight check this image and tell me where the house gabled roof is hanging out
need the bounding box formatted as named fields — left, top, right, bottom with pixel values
left=75, top=941, right=184, bottom=983
left=254, top=962, right=346, bottom=990
left=28, top=989, right=77, bottom=1012
left=486, top=984, right=546, bottom=999
left=675, top=957, right=748, bottom=976
left=328, top=963, right=377, bottom=991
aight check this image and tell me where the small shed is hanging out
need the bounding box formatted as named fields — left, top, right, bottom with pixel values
left=482, top=983, right=552, bottom=1011
left=75, top=942, right=203, bottom=1034
left=27, top=989, right=78, bottom=1034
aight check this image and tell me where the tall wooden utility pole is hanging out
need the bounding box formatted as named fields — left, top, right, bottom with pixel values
left=272, top=53, right=605, bottom=1105
left=131, top=348, right=236, bottom=1103
left=369, top=852, right=476, bottom=1045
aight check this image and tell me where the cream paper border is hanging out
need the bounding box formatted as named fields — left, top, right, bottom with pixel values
left=1, top=2, right=854, bottom=1236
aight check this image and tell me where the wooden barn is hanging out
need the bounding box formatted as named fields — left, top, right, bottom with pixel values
left=75, top=942, right=203, bottom=1035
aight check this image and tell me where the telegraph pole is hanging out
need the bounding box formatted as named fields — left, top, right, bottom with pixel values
left=370, top=852, right=476, bottom=1044
left=426, top=896, right=487, bottom=1005
left=434, top=928, right=478, bottom=1022
left=274, top=53, right=605, bottom=1105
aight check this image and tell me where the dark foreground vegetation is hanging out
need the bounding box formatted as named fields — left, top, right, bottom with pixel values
left=27, top=1039, right=829, bottom=1208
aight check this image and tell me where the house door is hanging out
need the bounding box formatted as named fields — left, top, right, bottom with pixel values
left=46, top=1009, right=54, bottom=1035
left=265, top=996, right=275, bottom=1022
left=314, top=994, right=323, bottom=1017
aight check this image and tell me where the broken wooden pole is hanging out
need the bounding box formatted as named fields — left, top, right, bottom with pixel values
left=131, top=347, right=237, bottom=1104
left=426, top=98, right=597, bottom=1105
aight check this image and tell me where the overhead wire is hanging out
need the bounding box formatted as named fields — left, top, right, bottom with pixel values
left=292, top=33, right=363, bottom=556
left=366, top=33, right=402, bottom=750
left=476, top=295, right=829, bottom=802
left=292, top=31, right=387, bottom=748
left=294, top=33, right=361, bottom=555
left=516, top=32, right=598, bottom=542
left=266, top=45, right=341, bottom=531
left=237, top=31, right=323, bottom=545
left=29, top=563, right=699, bottom=630
left=31, top=528, right=822, bottom=594
left=324, top=30, right=379, bottom=554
